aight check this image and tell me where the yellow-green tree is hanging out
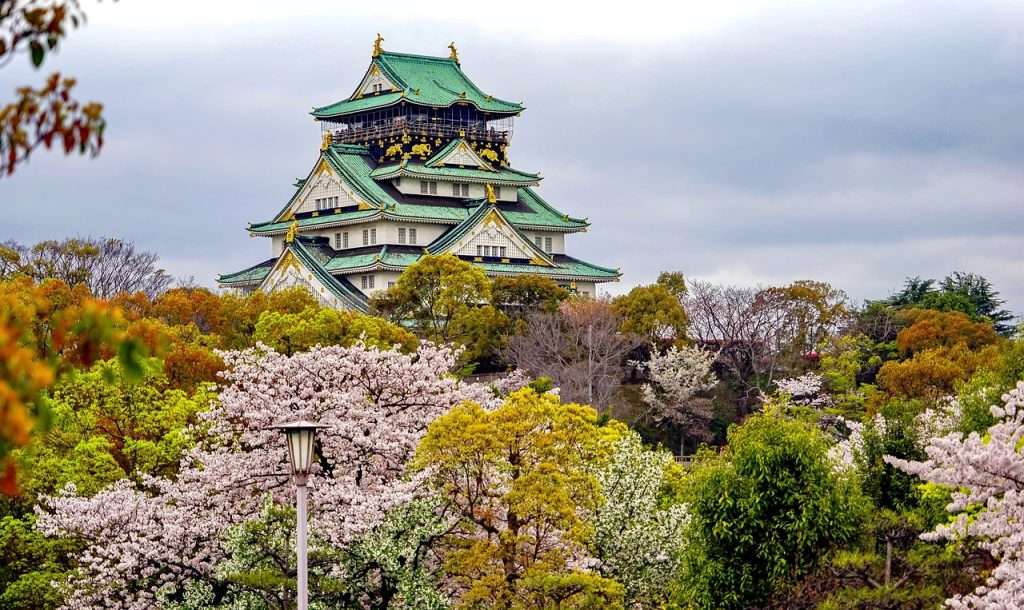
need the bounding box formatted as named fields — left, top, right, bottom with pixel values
left=371, top=254, right=507, bottom=363
left=253, top=306, right=417, bottom=355
left=612, top=280, right=688, bottom=344
left=414, top=388, right=627, bottom=609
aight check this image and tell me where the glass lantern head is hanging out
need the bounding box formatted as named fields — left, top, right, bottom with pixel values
left=272, top=420, right=327, bottom=476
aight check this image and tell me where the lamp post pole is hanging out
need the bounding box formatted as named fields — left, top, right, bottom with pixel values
left=272, top=420, right=326, bottom=610
left=295, top=472, right=309, bottom=610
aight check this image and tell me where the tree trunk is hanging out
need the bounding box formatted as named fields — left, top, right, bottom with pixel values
left=884, top=537, right=892, bottom=586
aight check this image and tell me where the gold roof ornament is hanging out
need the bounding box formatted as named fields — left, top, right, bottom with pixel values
left=285, top=219, right=299, bottom=243
left=448, top=41, right=460, bottom=64
left=372, top=33, right=384, bottom=57
left=485, top=183, right=497, bottom=204
left=320, top=130, right=333, bottom=151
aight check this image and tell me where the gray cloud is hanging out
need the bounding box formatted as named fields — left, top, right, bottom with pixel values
left=2, top=1, right=1022, bottom=316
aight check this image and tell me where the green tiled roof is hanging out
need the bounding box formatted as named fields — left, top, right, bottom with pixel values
left=290, top=239, right=370, bottom=310
left=255, top=146, right=586, bottom=234
left=312, top=51, right=523, bottom=119
left=218, top=258, right=275, bottom=285
left=505, top=188, right=588, bottom=231
left=425, top=201, right=555, bottom=266
left=477, top=255, right=621, bottom=281
left=370, top=161, right=540, bottom=186
left=218, top=239, right=369, bottom=311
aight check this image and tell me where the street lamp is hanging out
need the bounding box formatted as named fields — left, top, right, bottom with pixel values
left=273, top=420, right=327, bottom=610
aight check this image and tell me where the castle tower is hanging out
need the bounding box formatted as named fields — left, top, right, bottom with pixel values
left=218, top=39, right=619, bottom=308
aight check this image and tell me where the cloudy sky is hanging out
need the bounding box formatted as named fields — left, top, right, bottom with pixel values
left=3, top=0, right=1023, bottom=314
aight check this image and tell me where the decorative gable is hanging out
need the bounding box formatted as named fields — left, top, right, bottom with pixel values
left=425, top=139, right=495, bottom=171
left=277, top=158, right=371, bottom=221
left=260, top=250, right=342, bottom=308
left=442, top=208, right=554, bottom=266
left=354, top=62, right=398, bottom=98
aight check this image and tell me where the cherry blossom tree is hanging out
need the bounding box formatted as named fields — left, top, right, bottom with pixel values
left=36, top=342, right=518, bottom=609
left=633, top=343, right=717, bottom=454
left=885, top=381, right=1024, bottom=608
left=775, top=372, right=833, bottom=408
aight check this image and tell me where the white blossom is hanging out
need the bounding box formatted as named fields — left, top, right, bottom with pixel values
left=885, top=381, right=1024, bottom=609
left=36, top=342, right=515, bottom=609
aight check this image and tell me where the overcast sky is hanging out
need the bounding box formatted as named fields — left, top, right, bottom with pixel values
left=3, top=0, right=1023, bottom=315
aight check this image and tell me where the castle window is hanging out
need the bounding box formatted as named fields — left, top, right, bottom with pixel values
left=398, top=227, right=406, bottom=244
left=342, top=231, right=349, bottom=248
left=534, top=235, right=542, bottom=248
left=493, top=186, right=502, bottom=198
left=451, top=183, right=469, bottom=197
left=544, top=237, right=552, bottom=253
left=388, top=281, right=395, bottom=289
left=409, top=228, right=417, bottom=244
left=419, top=180, right=437, bottom=195
left=334, top=233, right=341, bottom=249
left=314, top=196, right=338, bottom=211
left=362, top=229, right=369, bottom=245
left=430, top=182, right=437, bottom=194
left=498, top=246, right=507, bottom=257
left=370, top=228, right=377, bottom=244
left=420, top=180, right=428, bottom=194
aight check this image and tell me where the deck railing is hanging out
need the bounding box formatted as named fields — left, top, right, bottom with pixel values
left=329, top=118, right=510, bottom=146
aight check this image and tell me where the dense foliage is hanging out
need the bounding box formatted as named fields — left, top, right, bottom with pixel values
left=1, top=252, right=1021, bottom=609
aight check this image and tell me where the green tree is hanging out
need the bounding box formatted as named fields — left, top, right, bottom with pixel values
left=253, top=306, right=418, bottom=355
left=16, top=357, right=212, bottom=500
left=940, top=271, right=1015, bottom=336
left=884, top=273, right=1016, bottom=336
left=679, top=412, right=864, bottom=609
left=371, top=254, right=506, bottom=363
left=491, top=274, right=568, bottom=322
left=0, top=514, right=77, bottom=610
left=612, top=283, right=688, bottom=343
left=413, top=388, right=627, bottom=609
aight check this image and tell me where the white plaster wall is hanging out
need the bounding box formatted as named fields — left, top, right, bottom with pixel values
left=525, top=231, right=565, bottom=255
left=346, top=271, right=402, bottom=296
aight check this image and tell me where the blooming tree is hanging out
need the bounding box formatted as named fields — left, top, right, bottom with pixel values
left=589, top=432, right=689, bottom=609
left=775, top=372, right=833, bottom=408
left=886, top=381, right=1024, bottom=608
left=634, top=343, right=717, bottom=454
left=36, top=342, right=515, bottom=609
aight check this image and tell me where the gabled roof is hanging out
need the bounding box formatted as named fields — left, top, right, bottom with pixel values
left=251, top=145, right=587, bottom=235
left=425, top=200, right=556, bottom=266
left=425, top=138, right=496, bottom=170
left=266, top=238, right=370, bottom=311
left=270, top=144, right=396, bottom=223
left=476, top=255, right=621, bottom=281
left=312, top=51, right=524, bottom=119
left=217, top=258, right=276, bottom=286
left=369, top=160, right=540, bottom=187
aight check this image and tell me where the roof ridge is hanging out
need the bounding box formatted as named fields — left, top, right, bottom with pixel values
left=378, top=50, right=457, bottom=63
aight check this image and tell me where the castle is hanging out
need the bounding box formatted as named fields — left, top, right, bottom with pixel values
left=218, top=36, right=619, bottom=309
